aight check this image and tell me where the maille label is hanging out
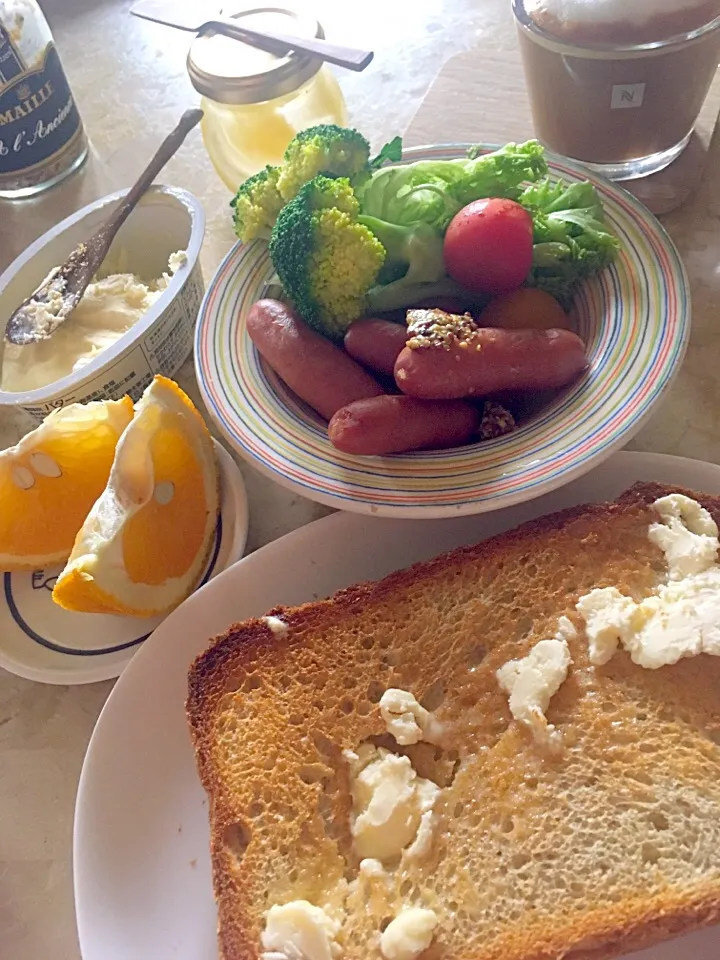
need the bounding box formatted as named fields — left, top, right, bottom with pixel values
left=0, top=41, right=84, bottom=177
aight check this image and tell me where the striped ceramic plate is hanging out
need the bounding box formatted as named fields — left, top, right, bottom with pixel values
left=195, top=145, right=690, bottom=518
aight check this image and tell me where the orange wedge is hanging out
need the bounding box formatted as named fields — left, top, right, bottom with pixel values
left=0, top=397, right=134, bottom=571
left=52, top=376, right=219, bottom=617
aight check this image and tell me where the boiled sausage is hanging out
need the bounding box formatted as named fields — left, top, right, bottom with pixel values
left=344, top=319, right=409, bottom=376
left=246, top=300, right=385, bottom=420
left=328, top=395, right=480, bottom=455
left=394, top=310, right=587, bottom=400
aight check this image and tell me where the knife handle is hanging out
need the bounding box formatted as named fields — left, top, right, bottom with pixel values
left=205, top=16, right=374, bottom=72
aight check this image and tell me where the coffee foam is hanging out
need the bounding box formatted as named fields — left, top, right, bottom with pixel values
left=527, top=0, right=714, bottom=27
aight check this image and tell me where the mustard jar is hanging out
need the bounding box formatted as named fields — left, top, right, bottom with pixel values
left=187, top=6, right=348, bottom=191
left=0, top=0, right=88, bottom=198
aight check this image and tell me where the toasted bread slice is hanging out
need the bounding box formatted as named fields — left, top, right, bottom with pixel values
left=187, top=482, right=720, bottom=960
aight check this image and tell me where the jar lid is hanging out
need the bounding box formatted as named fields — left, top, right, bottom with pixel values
left=187, top=6, right=325, bottom=105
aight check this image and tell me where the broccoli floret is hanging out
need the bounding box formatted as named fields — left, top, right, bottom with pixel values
left=366, top=276, right=473, bottom=314
left=231, top=128, right=401, bottom=241
left=231, top=165, right=285, bottom=244
left=277, top=124, right=372, bottom=201
left=270, top=175, right=456, bottom=340
left=269, top=176, right=386, bottom=341
left=358, top=217, right=445, bottom=283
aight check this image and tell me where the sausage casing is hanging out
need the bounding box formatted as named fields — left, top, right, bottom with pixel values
left=328, top=395, right=480, bottom=455
left=395, top=319, right=587, bottom=400
left=246, top=299, right=385, bottom=420
left=344, top=319, right=409, bottom=377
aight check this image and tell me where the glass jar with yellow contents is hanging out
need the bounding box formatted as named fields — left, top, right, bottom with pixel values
left=187, top=6, right=348, bottom=191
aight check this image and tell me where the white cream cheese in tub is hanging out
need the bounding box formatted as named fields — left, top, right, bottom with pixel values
left=0, top=185, right=205, bottom=421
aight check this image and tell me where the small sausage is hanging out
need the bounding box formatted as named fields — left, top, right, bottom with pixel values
left=246, top=300, right=385, bottom=421
left=395, top=320, right=587, bottom=400
left=344, top=319, right=409, bottom=376
left=328, top=395, right=480, bottom=455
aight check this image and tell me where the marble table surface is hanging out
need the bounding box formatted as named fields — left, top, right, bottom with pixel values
left=1, top=1, right=719, bottom=957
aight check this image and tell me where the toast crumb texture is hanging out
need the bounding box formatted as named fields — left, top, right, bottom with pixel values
left=187, top=482, right=720, bottom=960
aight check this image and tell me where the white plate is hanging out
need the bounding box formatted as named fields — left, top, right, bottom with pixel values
left=74, top=451, right=720, bottom=960
left=0, top=443, right=249, bottom=684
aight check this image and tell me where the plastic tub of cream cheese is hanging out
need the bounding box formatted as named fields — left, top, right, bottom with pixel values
left=0, top=185, right=205, bottom=421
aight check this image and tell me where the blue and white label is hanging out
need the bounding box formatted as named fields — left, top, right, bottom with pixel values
left=0, top=24, right=25, bottom=85
left=0, top=41, right=84, bottom=179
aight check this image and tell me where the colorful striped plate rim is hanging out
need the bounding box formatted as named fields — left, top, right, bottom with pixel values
left=194, top=144, right=690, bottom=518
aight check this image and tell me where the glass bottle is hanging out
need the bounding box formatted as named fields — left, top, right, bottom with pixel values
left=187, top=7, right=347, bottom=191
left=0, top=0, right=88, bottom=199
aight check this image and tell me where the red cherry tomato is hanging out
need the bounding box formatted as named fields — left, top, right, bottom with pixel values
left=443, top=198, right=534, bottom=295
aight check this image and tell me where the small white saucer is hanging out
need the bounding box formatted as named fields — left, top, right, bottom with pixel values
left=0, top=442, right=248, bottom=685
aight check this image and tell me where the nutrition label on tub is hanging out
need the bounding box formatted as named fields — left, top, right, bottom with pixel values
left=142, top=269, right=204, bottom=375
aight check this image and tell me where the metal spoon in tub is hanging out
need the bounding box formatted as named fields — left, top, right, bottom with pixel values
left=4, top=108, right=203, bottom=347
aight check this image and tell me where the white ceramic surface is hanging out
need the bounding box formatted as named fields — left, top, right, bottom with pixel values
left=74, top=450, right=720, bottom=960
left=0, top=185, right=205, bottom=420
left=0, top=442, right=249, bottom=685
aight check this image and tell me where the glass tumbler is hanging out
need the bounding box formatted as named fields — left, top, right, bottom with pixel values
left=512, top=0, right=720, bottom=180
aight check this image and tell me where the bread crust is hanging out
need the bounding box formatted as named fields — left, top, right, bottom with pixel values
left=187, top=482, right=720, bottom=960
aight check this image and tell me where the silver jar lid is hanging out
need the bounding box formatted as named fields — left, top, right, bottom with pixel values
left=187, top=6, right=325, bottom=105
